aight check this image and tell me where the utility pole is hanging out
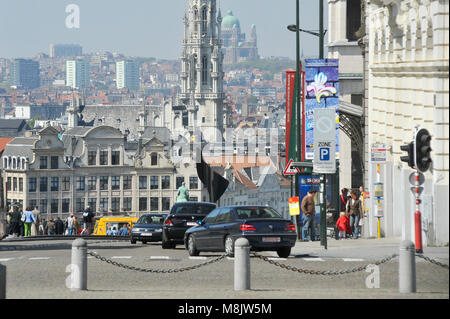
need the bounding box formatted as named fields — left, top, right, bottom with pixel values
left=319, top=0, right=324, bottom=59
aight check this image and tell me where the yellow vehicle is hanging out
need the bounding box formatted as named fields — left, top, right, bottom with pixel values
left=93, top=217, right=138, bottom=236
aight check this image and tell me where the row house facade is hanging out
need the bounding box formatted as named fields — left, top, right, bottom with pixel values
left=1, top=125, right=208, bottom=218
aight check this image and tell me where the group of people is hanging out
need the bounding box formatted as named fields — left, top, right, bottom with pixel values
left=5, top=204, right=96, bottom=238
left=335, top=187, right=364, bottom=240
left=299, top=186, right=365, bottom=241
left=106, top=224, right=130, bottom=236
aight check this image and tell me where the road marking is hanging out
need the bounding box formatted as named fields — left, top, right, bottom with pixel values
left=29, top=257, right=50, bottom=260
left=189, top=256, right=207, bottom=260
left=150, top=256, right=170, bottom=260
left=302, top=257, right=324, bottom=261
left=111, top=256, right=132, bottom=259
left=343, top=258, right=365, bottom=262
left=0, top=258, right=13, bottom=262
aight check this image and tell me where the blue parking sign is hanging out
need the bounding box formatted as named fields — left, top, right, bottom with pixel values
left=320, top=148, right=330, bottom=161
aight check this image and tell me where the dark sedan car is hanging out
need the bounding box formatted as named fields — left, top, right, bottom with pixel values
left=162, top=202, right=217, bottom=249
left=131, top=214, right=167, bottom=244
left=184, top=206, right=297, bottom=258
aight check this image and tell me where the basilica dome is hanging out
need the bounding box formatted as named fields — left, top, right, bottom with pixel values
left=222, top=10, right=240, bottom=29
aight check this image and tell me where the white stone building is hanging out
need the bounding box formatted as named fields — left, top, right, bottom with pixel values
left=364, top=0, right=449, bottom=245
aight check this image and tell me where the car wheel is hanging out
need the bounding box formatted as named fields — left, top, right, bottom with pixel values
left=130, top=238, right=137, bottom=244
left=162, top=232, right=175, bottom=249
left=142, top=240, right=147, bottom=244
left=277, top=247, right=291, bottom=258
left=224, top=236, right=235, bottom=256
left=187, top=235, right=200, bottom=256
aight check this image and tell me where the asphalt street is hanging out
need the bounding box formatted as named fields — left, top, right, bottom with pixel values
left=0, top=237, right=448, bottom=299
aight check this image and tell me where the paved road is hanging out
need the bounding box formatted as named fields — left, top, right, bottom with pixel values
left=0, top=237, right=448, bottom=299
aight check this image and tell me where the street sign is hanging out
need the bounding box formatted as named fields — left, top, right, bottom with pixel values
left=288, top=197, right=300, bottom=216
left=283, top=159, right=300, bottom=175
left=371, top=143, right=387, bottom=163
left=409, top=172, right=425, bottom=186
left=313, top=108, right=336, bottom=174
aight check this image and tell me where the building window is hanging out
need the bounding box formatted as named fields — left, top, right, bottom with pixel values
left=62, top=176, right=71, bottom=191
left=88, top=198, right=96, bottom=211
left=76, top=198, right=85, bottom=212
left=51, top=177, right=59, bottom=192
left=6, top=177, right=11, bottom=192
left=51, top=199, right=58, bottom=214
left=176, top=176, right=185, bottom=189
left=346, top=0, right=362, bottom=41
left=123, top=197, right=132, bottom=211
left=76, top=176, right=85, bottom=191
left=139, top=176, right=147, bottom=190
left=88, top=151, right=96, bottom=165
left=100, top=176, right=109, bottom=190
left=40, top=177, right=48, bottom=192
left=111, top=151, right=120, bottom=165
left=18, top=178, right=23, bottom=192
left=150, top=197, right=159, bottom=211
left=40, top=199, right=47, bottom=214
left=161, top=176, right=170, bottom=190
left=151, top=153, right=158, bottom=166
left=123, top=176, right=132, bottom=190
left=162, top=197, right=170, bottom=211
left=100, top=151, right=108, bottom=165
left=139, top=197, right=147, bottom=211
left=99, top=198, right=108, bottom=212
left=111, top=176, right=120, bottom=190
left=88, top=176, right=97, bottom=191
left=62, top=199, right=70, bottom=213
left=202, top=55, right=208, bottom=85
left=40, top=156, right=48, bottom=169
left=150, top=176, right=159, bottom=190
left=29, top=200, right=37, bottom=210
left=111, top=198, right=120, bottom=212
left=28, top=178, right=37, bottom=192
left=189, top=177, right=198, bottom=190
left=12, top=177, right=17, bottom=191
left=50, top=156, right=59, bottom=169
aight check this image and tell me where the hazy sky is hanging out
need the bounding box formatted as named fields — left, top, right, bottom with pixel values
left=0, top=0, right=328, bottom=60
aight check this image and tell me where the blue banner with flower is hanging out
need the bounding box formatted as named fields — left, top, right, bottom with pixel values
left=304, top=59, right=339, bottom=160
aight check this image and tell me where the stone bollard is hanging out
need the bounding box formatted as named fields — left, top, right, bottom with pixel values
left=234, top=237, right=251, bottom=291
left=0, top=264, right=6, bottom=299
left=399, top=240, right=416, bottom=293
left=70, top=238, right=87, bottom=291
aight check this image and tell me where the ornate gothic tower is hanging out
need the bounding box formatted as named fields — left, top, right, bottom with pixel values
left=179, top=0, right=225, bottom=142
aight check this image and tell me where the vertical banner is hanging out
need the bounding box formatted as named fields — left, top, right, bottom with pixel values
left=285, top=70, right=296, bottom=166
left=304, top=59, right=339, bottom=161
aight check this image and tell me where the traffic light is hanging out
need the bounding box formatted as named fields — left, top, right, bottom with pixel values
left=415, top=128, right=432, bottom=172
left=400, top=142, right=415, bottom=169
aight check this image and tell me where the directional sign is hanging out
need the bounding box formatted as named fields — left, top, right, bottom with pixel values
left=283, top=159, right=300, bottom=175
left=313, top=108, right=336, bottom=174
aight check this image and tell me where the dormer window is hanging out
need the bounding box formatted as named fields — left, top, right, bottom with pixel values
left=40, top=156, right=48, bottom=169
left=151, top=152, right=158, bottom=166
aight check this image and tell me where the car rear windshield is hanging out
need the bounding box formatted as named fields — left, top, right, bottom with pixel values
left=137, top=215, right=166, bottom=225
left=172, top=204, right=216, bottom=216
left=236, top=207, right=282, bottom=219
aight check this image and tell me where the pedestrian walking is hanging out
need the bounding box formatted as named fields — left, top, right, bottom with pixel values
left=66, top=213, right=75, bottom=235
left=347, top=189, right=363, bottom=239
left=55, top=217, right=64, bottom=235
left=41, top=218, right=47, bottom=235
left=82, top=206, right=94, bottom=235
left=73, top=216, right=80, bottom=236
left=46, top=218, right=56, bottom=235
left=300, top=189, right=317, bottom=241
left=22, top=207, right=36, bottom=237
left=335, top=212, right=351, bottom=240
left=31, top=207, right=40, bottom=236
left=18, top=208, right=25, bottom=237
left=9, top=205, right=21, bottom=237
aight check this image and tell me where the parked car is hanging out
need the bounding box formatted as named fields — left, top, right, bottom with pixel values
left=130, top=214, right=167, bottom=244
left=184, top=206, right=297, bottom=258
left=162, top=202, right=217, bottom=249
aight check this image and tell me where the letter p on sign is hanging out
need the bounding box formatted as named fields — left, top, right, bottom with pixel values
left=320, top=148, right=330, bottom=161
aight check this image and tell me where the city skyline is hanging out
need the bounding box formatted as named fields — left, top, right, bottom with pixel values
left=0, top=0, right=328, bottom=60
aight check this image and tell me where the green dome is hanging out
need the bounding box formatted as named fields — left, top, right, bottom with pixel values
left=222, top=10, right=240, bottom=29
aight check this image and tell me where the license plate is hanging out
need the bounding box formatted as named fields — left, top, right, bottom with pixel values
left=141, top=233, right=153, bottom=236
left=186, top=222, right=197, bottom=226
left=262, top=237, right=281, bottom=243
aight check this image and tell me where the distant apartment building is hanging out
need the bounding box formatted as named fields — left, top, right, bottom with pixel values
left=9, top=59, right=40, bottom=90
left=66, top=60, right=90, bottom=89
left=116, top=60, right=140, bottom=90
left=50, top=44, right=82, bottom=58
left=251, top=87, right=276, bottom=98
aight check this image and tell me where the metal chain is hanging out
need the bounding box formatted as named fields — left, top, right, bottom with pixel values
left=87, top=251, right=228, bottom=273
left=252, top=253, right=399, bottom=276
left=415, top=254, right=449, bottom=269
